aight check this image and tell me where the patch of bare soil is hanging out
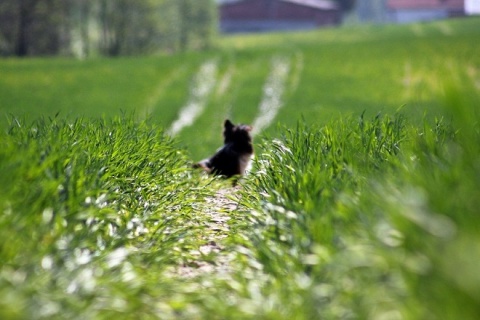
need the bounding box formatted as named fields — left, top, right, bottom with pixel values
left=172, top=187, right=241, bottom=278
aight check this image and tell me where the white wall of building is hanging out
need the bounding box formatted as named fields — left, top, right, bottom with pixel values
left=466, top=0, right=480, bottom=15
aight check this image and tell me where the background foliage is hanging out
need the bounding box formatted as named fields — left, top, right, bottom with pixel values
left=1, top=18, right=479, bottom=160
left=0, top=0, right=217, bottom=57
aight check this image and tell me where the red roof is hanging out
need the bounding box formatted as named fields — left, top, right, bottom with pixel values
left=388, top=0, right=464, bottom=10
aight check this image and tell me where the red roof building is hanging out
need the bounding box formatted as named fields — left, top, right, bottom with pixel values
left=219, top=0, right=341, bottom=33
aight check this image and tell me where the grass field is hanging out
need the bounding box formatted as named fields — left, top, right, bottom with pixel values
left=2, top=17, right=479, bottom=158
left=1, top=18, right=480, bottom=319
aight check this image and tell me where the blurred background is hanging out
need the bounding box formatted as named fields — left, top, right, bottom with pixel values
left=1, top=0, right=479, bottom=58
left=1, top=0, right=480, bottom=157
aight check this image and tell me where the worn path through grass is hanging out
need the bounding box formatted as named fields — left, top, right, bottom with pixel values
left=2, top=103, right=479, bottom=319
left=168, top=186, right=241, bottom=278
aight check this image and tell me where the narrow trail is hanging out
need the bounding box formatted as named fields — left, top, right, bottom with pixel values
left=251, top=56, right=291, bottom=136
left=170, top=187, right=240, bottom=278
left=167, top=55, right=300, bottom=278
left=167, top=60, right=218, bottom=136
left=165, top=53, right=299, bottom=138
left=436, top=22, right=453, bottom=36
left=466, top=65, right=480, bottom=90
left=401, top=62, right=418, bottom=100
left=410, top=24, right=425, bottom=37
left=138, top=66, right=188, bottom=122
left=215, top=65, right=234, bottom=99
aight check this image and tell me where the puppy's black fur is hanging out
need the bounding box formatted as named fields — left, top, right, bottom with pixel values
left=193, top=119, right=253, bottom=178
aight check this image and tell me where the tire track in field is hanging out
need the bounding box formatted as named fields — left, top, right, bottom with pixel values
left=251, top=56, right=292, bottom=135
left=169, top=187, right=239, bottom=278
left=167, top=60, right=218, bottom=136
left=215, top=64, right=234, bottom=99
left=410, top=23, right=425, bottom=37
left=401, top=61, right=443, bottom=100
left=436, top=22, right=453, bottom=36
left=138, top=66, right=188, bottom=122
left=213, top=64, right=236, bottom=121
left=289, top=51, right=304, bottom=94
left=167, top=58, right=297, bottom=279
left=466, top=65, right=480, bottom=90
left=402, top=60, right=479, bottom=101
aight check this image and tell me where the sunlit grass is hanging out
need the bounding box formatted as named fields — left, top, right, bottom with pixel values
left=1, top=17, right=480, bottom=319
left=0, top=116, right=218, bottom=318
left=1, top=95, right=478, bottom=318
left=1, top=18, right=479, bottom=160
left=237, top=96, right=479, bottom=318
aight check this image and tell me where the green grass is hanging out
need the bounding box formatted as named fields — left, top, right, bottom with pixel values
left=2, top=18, right=479, bottom=159
left=0, top=116, right=218, bottom=318
left=2, top=102, right=478, bottom=319
left=245, top=97, right=480, bottom=319
left=1, top=18, right=480, bottom=319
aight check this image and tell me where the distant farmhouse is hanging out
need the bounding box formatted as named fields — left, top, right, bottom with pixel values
left=387, top=0, right=465, bottom=23
left=219, top=0, right=341, bottom=33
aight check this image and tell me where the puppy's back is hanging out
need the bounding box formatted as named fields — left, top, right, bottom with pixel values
left=194, top=119, right=253, bottom=177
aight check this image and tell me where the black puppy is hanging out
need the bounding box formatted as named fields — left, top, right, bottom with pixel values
left=193, top=119, right=253, bottom=178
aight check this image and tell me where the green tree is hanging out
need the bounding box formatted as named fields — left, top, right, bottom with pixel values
left=0, top=0, right=67, bottom=56
left=176, top=0, right=217, bottom=51
left=0, top=0, right=218, bottom=57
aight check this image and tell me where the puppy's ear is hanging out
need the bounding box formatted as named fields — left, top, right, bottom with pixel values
left=223, top=119, right=236, bottom=142
left=224, top=119, right=234, bottom=129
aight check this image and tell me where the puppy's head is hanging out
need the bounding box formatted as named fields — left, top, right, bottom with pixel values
left=223, top=119, right=252, bottom=144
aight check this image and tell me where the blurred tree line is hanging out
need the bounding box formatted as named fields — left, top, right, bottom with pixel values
left=0, top=0, right=217, bottom=57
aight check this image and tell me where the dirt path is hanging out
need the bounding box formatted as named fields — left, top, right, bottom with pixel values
left=252, top=56, right=291, bottom=135
left=167, top=60, right=218, bottom=136
left=172, top=187, right=240, bottom=278
left=138, top=66, right=188, bottom=122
